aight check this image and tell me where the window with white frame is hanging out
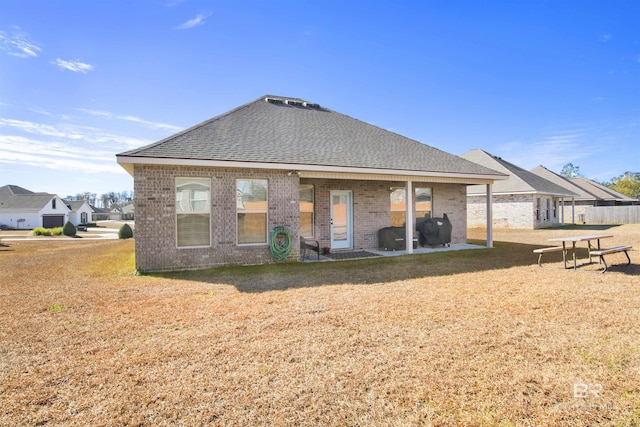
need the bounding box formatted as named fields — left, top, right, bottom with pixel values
left=299, top=185, right=314, bottom=238
left=176, top=177, right=211, bottom=247
left=390, top=186, right=432, bottom=226
left=390, top=187, right=406, bottom=227
left=414, top=187, right=432, bottom=220
left=237, top=179, right=268, bottom=244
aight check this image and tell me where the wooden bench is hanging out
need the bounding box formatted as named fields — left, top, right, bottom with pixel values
left=533, top=246, right=566, bottom=267
left=300, top=237, right=320, bottom=260
left=589, top=245, right=632, bottom=273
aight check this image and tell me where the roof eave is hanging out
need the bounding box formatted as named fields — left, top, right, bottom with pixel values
left=116, top=155, right=508, bottom=184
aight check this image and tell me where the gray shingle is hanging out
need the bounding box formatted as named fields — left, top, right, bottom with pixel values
left=118, top=95, right=503, bottom=177
left=462, top=150, right=578, bottom=197
left=0, top=185, right=56, bottom=211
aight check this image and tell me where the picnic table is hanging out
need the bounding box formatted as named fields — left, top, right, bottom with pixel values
left=534, top=234, right=632, bottom=272
left=547, top=234, right=613, bottom=270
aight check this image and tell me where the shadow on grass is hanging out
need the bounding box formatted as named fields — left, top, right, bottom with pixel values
left=146, top=239, right=640, bottom=293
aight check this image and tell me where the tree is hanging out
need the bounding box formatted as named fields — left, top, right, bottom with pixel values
left=75, top=192, right=97, bottom=206
left=608, top=172, right=640, bottom=199
left=561, top=163, right=581, bottom=178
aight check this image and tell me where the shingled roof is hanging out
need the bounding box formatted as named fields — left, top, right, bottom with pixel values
left=0, top=185, right=63, bottom=212
left=461, top=150, right=578, bottom=197
left=571, top=177, right=638, bottom=203
left=530, top=166, right=594, bottom=201
left=117, top=95, right=505, bottom=181
left=531, top=166, right=638, bottom=203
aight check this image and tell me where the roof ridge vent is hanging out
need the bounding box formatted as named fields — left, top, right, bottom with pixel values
left=265, top=97, right=284, bottom=104
left=285, top=99, right=304, bottom=107
left=303, top=102, right=320, bottom=108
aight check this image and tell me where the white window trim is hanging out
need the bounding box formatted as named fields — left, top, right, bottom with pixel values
left=299, top=184, right=315, bottom=238
left=175, top=177, right=212, bottom=249
left=236, top=179, right=269, bottom=246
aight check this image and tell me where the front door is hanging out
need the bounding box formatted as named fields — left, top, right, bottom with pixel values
left=330, top=190, right=353, bottom=249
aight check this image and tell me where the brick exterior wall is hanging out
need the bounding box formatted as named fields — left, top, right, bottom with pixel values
left=134, top=165, right=300, bottom=272
left=467, top=193, right=564, bottom=229
left=134, top=165, right=469, bottom=271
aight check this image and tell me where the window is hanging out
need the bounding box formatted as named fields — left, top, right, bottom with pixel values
left=536, top=198, right=541, bottom=221
left=299, top=185, right=314, bottom=237
left=553, top=200, right=558, bottom=218
left=546, top=199, right=551, bottom=221
left=176, top=178, right=211, bottom=247
left=389, top=186, right=432, bottom=226
left=415, top=187, right=432, bottom=220
left=237, top=179, right=268, bottom=244
left=390, top=187, right=406, bottom=227
left=52, top=198, right=56, bottom=209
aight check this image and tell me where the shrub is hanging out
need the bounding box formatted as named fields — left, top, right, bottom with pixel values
left=118, top=223, right=133, bottom=239
left=62, top=221, right=76, bottom=237
left=31, top=227, right=64, bottom=236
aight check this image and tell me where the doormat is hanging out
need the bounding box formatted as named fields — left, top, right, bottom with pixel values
left=323, top=251, right=380, bottom=260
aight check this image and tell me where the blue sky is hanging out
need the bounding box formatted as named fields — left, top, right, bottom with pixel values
left=1, top=1, right=638, bottom=197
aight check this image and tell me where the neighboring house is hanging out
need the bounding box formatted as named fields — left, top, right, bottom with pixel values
left=462, top=150, right=578, bottom=229
left=530, top=166, right=638, bottom=223
left=109, top=207, right=122, bottom=221
left=0, top=185, right=71, bottom=229
left=121, top=203, right=134, bottom=220
left=64, top=200, right=94, bottom=225
left=117, top=95, right=506, bottom=272
left=91, top=206, right=110, bottom=221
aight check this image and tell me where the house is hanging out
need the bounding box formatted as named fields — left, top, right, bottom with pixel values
left=0, top=185, right=71, bottom=229
left=116, top=95, right=506, bottom=272
left=109, top=207, right=122, bottom=221
left=531, top=166, right=638, bottom=222
left=90, top=205, right=110, bottom=221
left=64, top=200, right=94, bottom=225
left=121, top=203, right=135, bottom=220
left=461, top=150, right=578, bottom=229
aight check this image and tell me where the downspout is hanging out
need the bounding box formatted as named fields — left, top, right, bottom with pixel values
left=405, top=180, right=414, bottom=254
left=486, top=183, right=493, bottom=248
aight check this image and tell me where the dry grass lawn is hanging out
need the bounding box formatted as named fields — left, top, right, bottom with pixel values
left=1, top=225, right=639, bottom=426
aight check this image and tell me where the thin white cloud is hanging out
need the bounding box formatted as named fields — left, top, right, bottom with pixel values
left=0, top=26, right=41, bottom=58
left=496, top=129, right=607, bottom=172
left=78, top=108, right=183, bottom=132
left=175, top=12, right=212, bottom=29
left=600, top=33, right=613, bottom=42
left=52, top=58, right=94, bottom=73
left=0, top=117, right=153, bottom=149
left=0, top=136, right=125, bottom=174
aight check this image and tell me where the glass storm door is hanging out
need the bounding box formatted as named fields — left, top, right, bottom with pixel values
left=330, top=190, right=353, bottom=249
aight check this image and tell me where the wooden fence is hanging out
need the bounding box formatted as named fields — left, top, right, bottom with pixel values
left=586, top=205, right=640, bottom=224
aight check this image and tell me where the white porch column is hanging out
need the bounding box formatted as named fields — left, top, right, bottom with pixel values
left=486, top=183, right=493, bottom=248
left=405, top=180, right=414, bottom=254
left=561, top=197, right=565, bottom=225
left=572, top=198, right=575, bottom=224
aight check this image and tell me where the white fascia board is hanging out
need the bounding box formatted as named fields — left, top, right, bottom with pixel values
left=116, top=156, right=508, bottom=183
left=468, top=190, right=578, bottom=197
